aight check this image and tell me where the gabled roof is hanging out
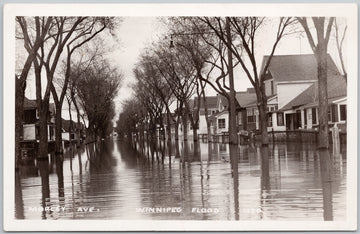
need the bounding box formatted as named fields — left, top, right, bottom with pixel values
left=23, top=97, right=55, bottom=115
left=235, top=92, right=257, bottom=107
left=190, top=96, right=218, bottom=110
left=261, top=54, right=341, bottom=82
left=218, top=89, right=256, bottom=109
left=280, top=73, right=347, bottom=111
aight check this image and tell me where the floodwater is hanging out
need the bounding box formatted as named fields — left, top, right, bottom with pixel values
left=15, top=138, right=347, bottom=221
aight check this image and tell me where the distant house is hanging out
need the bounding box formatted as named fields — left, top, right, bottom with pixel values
left=210, top=88, right=257, bottom=136
left=245, top=54, right=347, bottom=132
left=191, top=96, right=218, bottom=135
left=22, top=97, right=55, bottom=142
left=61, top=118, right=84, bottom=143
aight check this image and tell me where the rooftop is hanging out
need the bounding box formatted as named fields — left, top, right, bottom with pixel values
left=280, top=73, right=347, bottom=111
left=261, top=54, right=341, bottom=82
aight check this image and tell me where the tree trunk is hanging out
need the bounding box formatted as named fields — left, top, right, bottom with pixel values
left=192, top=128, right=198, bottom=142
left=316, top=45, right=329, bottom=149
left=182, top=114, right=188, bottom=141
left=166, top=112, right=172, bottom=142
left=55, top=105, right=63, bottom=155
left=38, top=103, right=49, bottom=159
left=258, top=100, right=269, bottom=145
left=256, top=85, right=269, bottom=145
left=72, top=96, right=82, bottom=147
left=202, top=93, right=212, bottom=143
left=174, top=120, right=179, bottom=141
left=226, top=17, right=238, bottom=145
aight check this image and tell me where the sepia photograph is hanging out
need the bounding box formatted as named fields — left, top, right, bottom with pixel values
left=3, top=3, right=358, bottom=231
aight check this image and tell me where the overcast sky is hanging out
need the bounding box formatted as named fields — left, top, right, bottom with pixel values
left=107, top=17, right=346, bottom=116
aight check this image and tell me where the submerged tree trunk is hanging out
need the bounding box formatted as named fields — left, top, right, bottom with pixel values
left=257, top=89, right=269, bottom=145
left=71, top=95, right=82, bottom=147
left=192, top=127, right=198, bottom=142
left=226, top=17, right=238, bottom=145
left=166, top=111, right=172, bottom=142
left=182, top=113, right=188, bottom=141
left=38, top=103, right=49, bottom=159
left=55, top=105, right=63, bottom=155
left=201, top=93, right=212, bottom=143
left=316, top=44, right=329, bottom=149
left=174, top=120, right=179, bottom=141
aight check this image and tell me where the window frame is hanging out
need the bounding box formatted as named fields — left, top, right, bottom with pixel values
left=218, top=118, right=226, bottom=129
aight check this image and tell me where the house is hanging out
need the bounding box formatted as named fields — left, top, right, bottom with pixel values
left=245, top=54, right=347, bottom=133
left=210, top=88, right=257, bottom=136
left=22, top=97, right=55, bottom=142
left=279, top=72, right=347, bottom=132
left=191, top=96, right=218, bottom=135
left=61, top=118, right=84, bottom=143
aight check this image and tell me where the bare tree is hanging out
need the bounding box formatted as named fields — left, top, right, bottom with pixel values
left=15, top=16, right=53, bottom=167
left=50, top=17, right=117, bottom=155
left=198, top=17, right=295, bottom=145
left=134, top=51, right=175, bottom=142
left=74, top=58, right=122, bottom=141
left=152, top=43, right=197, bottom=142
left=297, top=17, right=335, bottom=149
left=31, top=17, right=89, bottom=158
left=167, top=17, right=216, bottom=142
left=334, top=18, right=347, bottom=82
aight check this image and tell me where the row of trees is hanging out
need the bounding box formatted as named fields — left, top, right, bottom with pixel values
left=117, top=17, right=346, bottom=150
left=15, top=16, right=122, bottom=167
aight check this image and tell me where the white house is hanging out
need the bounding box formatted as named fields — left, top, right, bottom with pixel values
left=246, top=54, right=346, bottom=132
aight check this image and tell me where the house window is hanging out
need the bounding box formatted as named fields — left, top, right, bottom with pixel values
left=267, top=113, right=272, bottom=127
left=218, top=119, right=226, bottom=129
left=340, top=105, right=346, bottom=121
left=312, top=108, right=317, bottom=124
left=271, top=80, right=274, bottom=95
left=304, top=109, right=307, bottom=127
left=247, top=108, right=255, bottom=123
left=277, top=112, right=284, bottom=126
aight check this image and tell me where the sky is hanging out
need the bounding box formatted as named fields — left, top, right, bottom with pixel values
left=108, top=17, right=346, bottom=116
left=105, top=17, right=166, bottom=115
left=19, top=17, right=346, bottom=124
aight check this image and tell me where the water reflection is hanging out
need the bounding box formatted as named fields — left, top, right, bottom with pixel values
left=16, top=139, right=346, bottom=221
left=319, top=149, right=333, bottom=221
left=38, top=160, right=50, bottom=220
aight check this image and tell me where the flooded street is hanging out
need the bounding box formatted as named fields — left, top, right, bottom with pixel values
left=15, top=139, right=347, bottom=221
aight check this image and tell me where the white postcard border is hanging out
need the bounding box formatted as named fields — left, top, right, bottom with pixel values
left=3, top=3, right=358, bottom=231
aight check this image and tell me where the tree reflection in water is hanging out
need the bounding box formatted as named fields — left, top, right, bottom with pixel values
left=229, top=144, right=239, bottom=220
left=15, top=139, right=345, bottom=221
left=15, top=171, right=24, bottom=219
left=38, top=159, right=50, bottom=220
left=319, top=149, right=334, bottom=221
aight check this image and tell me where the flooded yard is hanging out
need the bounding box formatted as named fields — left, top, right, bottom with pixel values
left=15, top=139, right=347, bottom=221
